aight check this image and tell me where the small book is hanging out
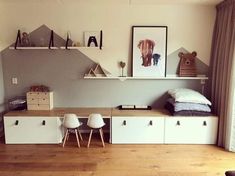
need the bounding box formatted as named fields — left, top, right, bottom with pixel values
left=135, top=105, right=148, bottom=109
left=135, top=105, right=152, bottom=110
left=118, top=105, right=152, bottom=110
left=119, top=105, right=135, bottom=110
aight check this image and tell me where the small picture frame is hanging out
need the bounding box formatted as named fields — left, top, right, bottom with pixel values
left=84, top=31, right=100, bottom=47
left=132, top=26, right=168, bottom=77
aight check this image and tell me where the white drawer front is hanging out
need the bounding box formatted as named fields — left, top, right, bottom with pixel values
left=164, top=117, right=218, bottom=144
left=112, top=117, right=164, bottom=144
left=4, top=116, right=62, bottom=144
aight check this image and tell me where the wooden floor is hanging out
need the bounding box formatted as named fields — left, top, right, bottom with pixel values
left=0, top=134, right=234, bottom=176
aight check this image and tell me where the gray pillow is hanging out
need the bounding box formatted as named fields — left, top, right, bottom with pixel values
left=167, top=98, right=211, bottom=112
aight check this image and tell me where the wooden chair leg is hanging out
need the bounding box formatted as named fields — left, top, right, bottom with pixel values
left=99, top=128, right=105, bottom=147
left=87, top=129, right=93, bottom=148
left=62, top=129, right=69, bottom=147
left=78, top=129, right=83, bottom=141
left=75, top=129, right=80, bottom=148
left=66, top=132, right=70, bottom=141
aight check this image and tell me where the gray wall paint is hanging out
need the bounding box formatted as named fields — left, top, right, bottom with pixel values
left=1, top=25, right=209, bottom=108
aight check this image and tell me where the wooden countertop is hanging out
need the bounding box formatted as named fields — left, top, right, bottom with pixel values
left=4, top=108, right=171, bottom=118
left=4, top=108, right=112, bottom=118
left=111, top=108, right=170, bottom=116
left=4, top=108, right=216, bottom=118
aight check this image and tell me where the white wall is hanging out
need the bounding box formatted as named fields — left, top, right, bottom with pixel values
left=0, top=0, right=216, bottom=75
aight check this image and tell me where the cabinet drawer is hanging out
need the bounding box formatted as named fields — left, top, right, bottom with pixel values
left=27, top=97, right=38, bottom=104
left=112, top=117, right=164, bottom=144
left=27, top=104, right=51, bottom=110
left=4, top=116, right=62, bottom=144
left=38, top=98, right=50, bottom=104
left=164, top=117, right=218, bottom=144
left=26, top=92, right=38, bottom=98
left=27, top=92, right=50, bottom=99
left=37, top=92, right=50, bottom=99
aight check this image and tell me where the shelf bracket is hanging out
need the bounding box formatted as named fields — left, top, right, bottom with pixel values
left=99, top=30, right=103, bottom=50
left=14, top=30, right=21, bottom=49
left=48, top=30, right=54, bottom=49
left=200, top=79, right=206, bottom=95
left=65, top=32, right=70, bottom=50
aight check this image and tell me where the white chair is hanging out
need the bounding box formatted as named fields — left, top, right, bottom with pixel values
left=62, top=113, right=83, bottom=148
left=87, top=113, right=105, bottom=148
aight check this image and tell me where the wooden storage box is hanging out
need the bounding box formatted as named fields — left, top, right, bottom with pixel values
left=27, top=92, right=53, bottom=110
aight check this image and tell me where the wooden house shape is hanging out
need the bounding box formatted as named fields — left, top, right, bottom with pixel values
left=85, top=64, right=111, bottom=77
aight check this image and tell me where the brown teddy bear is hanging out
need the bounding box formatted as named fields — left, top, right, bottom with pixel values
left=178, top=51, right=197, bottom=77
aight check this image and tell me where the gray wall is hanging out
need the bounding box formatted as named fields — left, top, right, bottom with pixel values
left=1, top=25, right=209, bottom=108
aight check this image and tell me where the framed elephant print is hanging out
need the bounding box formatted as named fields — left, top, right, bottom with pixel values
left=132, top=26, right=167, bottom=77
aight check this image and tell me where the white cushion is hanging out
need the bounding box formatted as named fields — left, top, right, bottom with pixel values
left=168, top=88, right=211, bottom=105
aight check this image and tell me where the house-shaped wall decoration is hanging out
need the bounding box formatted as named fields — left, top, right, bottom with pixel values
left=86, top=68, right=96, bottom=77
left=85, top=64, right=111, bottom=77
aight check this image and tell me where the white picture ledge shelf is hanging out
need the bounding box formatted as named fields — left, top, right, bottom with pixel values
left=83, top=75, right=208, bottom=81
left=9, top=46, right=100, bottom=50
left=60, top=46, right=100, bottom=49
left=9, top=47, right=59, bottom=50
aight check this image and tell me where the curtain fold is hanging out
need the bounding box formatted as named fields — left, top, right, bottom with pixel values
left=210, top=0, right=235, bottom=148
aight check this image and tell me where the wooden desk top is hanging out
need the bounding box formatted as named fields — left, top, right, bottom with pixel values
left=4, top=108, right=216, bottom=118
left=111, top=108, right=170, bottom=116
left=4, top=108, right=171, bottom=118
left=4, top=108, right=112, bottom=118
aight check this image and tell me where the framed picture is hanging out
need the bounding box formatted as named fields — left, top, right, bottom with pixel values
left=84, top=31, right=100, bottom=47
left=132, top=26, right=168, bottom=77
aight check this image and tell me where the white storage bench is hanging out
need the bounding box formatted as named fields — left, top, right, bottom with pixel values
left=111, top=109, right=218, bottom=144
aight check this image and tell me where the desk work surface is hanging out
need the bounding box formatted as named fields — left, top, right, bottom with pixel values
left=4, top=108, right=112, bottom=118
left=4, top=108, right=171, bottom=118
left=112, top=108, right=170, bottom=117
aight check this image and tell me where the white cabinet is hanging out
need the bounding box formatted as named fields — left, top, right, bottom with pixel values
left=27, top=92, right=53, bottom=110
left=4, top=116, right=63, bottom=144
left=164, top=117, right=218, bottom=144
left=112, top=115, right=218, bottom=144
left=111, top=116, right=165, bottom=144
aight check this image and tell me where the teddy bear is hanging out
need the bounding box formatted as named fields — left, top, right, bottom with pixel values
left=178, top=51, right=197, bottom=77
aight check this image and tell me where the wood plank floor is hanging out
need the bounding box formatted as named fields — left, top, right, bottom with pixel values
left=0, top=134, right=234, bottom=176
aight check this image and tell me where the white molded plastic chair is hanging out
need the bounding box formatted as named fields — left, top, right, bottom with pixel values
left=87, top=113, right=105, bottom=148
left=62, top=113, right=83, bottom=148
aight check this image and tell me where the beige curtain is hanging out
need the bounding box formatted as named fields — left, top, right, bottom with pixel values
left=210, top=0, right=235, bottom=148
